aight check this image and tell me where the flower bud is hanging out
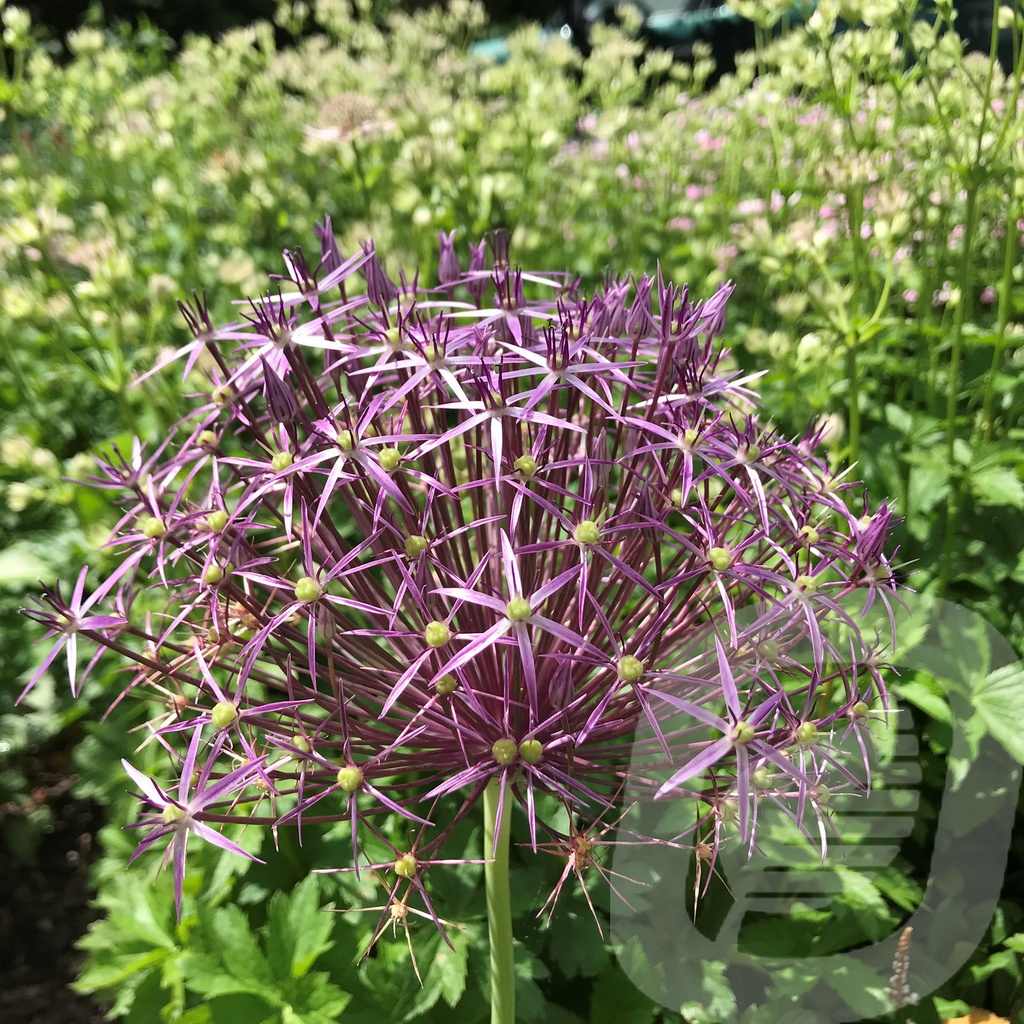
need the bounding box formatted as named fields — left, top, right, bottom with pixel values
left=141, top=516, right=166, bottom=539
left=506, top=597, right=532, bottom=621
left=162, top=804, right=185, bottom=825
left=424, top=621, right=450, bottom=647
left=206, top=509, right=229, bottom=532
left=518, top=739, right=543, bottom=764
left=708, top=546, right=732, bottom=571
left=294, top=576, right=322, bottom=603
left=617, top=655, right=644, bottom=681
left=405, top=534, right=429, bottom=558
left=336, top=765, right=363, bottom=791
left=394, top=853, right=418, bottom=878
left=514, top=454, right=538, bottom=476
left=435, top=675, right=458, bottom=695
left=732, top=720, right=755, bottom=744
left=492, top=738, right=518, bottom=764
left=211, top=702, right=237, bottom=729
left=796, top=721, right=818, bottom=744
left=203, top=564, right=225, bottom=586
left=798, top=525, right=819, bottom=545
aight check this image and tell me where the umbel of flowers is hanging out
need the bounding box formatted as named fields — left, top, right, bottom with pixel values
left=22, top=225, right=898, bottom=1018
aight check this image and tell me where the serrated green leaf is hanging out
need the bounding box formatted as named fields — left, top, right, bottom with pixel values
left=266, top=875, right=334, bottom=980
left=423, top=925, right=469, bottom=1008
left=969, top=465, right=1024, bottom=509
left=73, top=948, right=172, bottom=992
left=971, top=663, right=1024, bottom=764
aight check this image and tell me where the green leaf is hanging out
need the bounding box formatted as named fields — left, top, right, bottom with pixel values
left=590, top=963, right=659, bottom=1024
left=0, top=542, right=54, bottom=588
left=419, top=925, right=470, bottom=1011
left=970, top=663, right=1024, bottom=764
left=73, top=948, right=173, bottom=992
left=547, top=909, right=609, bottom=978
left=969, top=465, right=1024, bottom=509
left=266, top=875, right=334, bottom=980
left=893, top=677, right=952, bottom=725
left=678, top=960, right=736, bottom=1024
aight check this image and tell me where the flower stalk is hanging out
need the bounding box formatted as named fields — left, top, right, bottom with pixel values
left=484, top=777, right=515, bottom=1024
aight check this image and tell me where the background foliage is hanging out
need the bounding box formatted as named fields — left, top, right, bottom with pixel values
left=3, top=0, right=1024, bottom=1020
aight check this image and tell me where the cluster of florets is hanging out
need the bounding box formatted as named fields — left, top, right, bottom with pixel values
left=22, top=224, right=899, bottom=932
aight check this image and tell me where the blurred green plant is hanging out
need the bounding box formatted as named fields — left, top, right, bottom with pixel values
left=4, top=0, right=1024, bottom=1020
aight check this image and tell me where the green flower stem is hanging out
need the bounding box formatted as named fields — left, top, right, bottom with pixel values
left=484, top=777, right=514, bottom=1024
left=939, top=185, right=980, bottom=592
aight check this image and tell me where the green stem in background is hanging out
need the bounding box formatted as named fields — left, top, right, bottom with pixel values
left=844, top=335, right=861, bottom=466
left=979, top=205, right=1019, bottom=443
left=484, top=777, right=514, bottom=1024
left=938, top=185, right=980, bottom=592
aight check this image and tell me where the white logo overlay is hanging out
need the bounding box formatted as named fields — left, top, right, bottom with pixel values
left=610, top=595, right=1021, bottom=1023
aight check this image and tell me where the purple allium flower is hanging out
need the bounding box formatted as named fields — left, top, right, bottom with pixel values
left=21, top=228, right=900, bottom=938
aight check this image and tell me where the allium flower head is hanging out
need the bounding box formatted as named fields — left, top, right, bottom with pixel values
left=21, top=225, right=900, bottom=930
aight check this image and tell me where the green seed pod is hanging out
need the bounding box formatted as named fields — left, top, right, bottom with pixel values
left=506, top=596, right=532, bottom=621
left=206, top=509, right=228, bottom=532
left=760, top=639, right=780, bottom=661
left=514, top=454, right=538, bottom=477
left=617, top=655, right=644, bottom=681
left=795, top=574, right=818, bottom=594
left=294, top=576, right=322, bottom=603
left=394, top=853, right=418, bottom=878
left=798, top=524, right=820, bottom=545
left=796, top=721, right=818, bottom=744
left=424, top=621, right=450, bottom=647
left=492, top=738, right=518, bottom=765
left=336, top=429, right=355, bottom=451
left=271, top=451, right=293, bottom=472
left=141, top=516, right=166, bottom=539
left=203, top=564, right=224, bottom=586
left=435, top=675, right=458, bottom=695
left=708, top=546, right=732, bottom=571
left=162, top=804, right=185, bottom=825
left=211, top=701, right=237, bottom=730
left=732, top=720, right=755, bottom=744
left=574, top=520, right=601, bottom=545
left=336, top=765, right=363, bottom=792
left=290, top=734, right=311, bottom=755
left=405, top=534, right=429, bottom=558
left=197, top=430, right=218, bottom=448
left=518, top=739, right=543, bottom=764
left=378, top=447, right=401, bottom=472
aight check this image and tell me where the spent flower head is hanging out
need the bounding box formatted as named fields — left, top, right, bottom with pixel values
left=21, top=224, right=900, bottom=934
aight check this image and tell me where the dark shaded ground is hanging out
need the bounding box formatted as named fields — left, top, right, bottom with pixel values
left=0, top=751, right=106, bottom=1024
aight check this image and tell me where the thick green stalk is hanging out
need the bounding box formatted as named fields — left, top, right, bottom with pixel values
left=484, top=778, right=514, bottom=1024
